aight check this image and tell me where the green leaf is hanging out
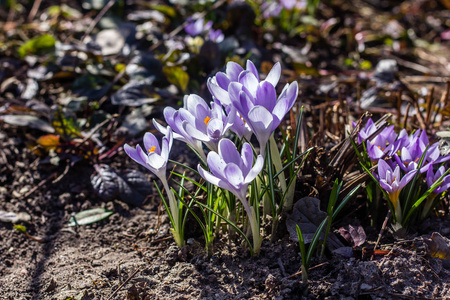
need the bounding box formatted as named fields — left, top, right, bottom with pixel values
left=68, top=208, right=113, bottom=226
left=18, top=34, right=56, bottom=58
left=149, top=4, right=176, bottom=17
left=163, top=66, right=189, bottom=92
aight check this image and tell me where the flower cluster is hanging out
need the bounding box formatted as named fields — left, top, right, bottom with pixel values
left=261, top=0, right=307, bottom=18
left=357, top=119, right=450, bottom=224
left=125, top=60, right=299, bottom=254
left=184, top=17, right=224, bottom=43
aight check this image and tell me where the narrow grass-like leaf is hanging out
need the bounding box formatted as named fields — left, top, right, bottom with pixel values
left=68, top=208, right=113, bottom=226
left=195, top=201, right=254, bottom=255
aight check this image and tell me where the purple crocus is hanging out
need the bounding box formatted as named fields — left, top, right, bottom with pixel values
left=208, top=29, right=224, bottom=43
left=207, top=60, right=282, bottom=107
left=377, top=159, right=417, bottom=222
left=365, top=125, right=396, bottom=162
left=180, top=94, right=234, bottom=152
left=426, top=165, right=450, bottom=195
left=124, top=127, right=184, bottom=247
left=421, top=165, right=450, bottom=218
left=261, top=1, right=283, bottom=18
left=280, top=0, right=307, bottom=10
left=184, top=17, right=212, bottom=37
left=153, top=94, right=234, bottom=160
left=357, top=118, right=378, bottom=144
left=124, top=127, right=173, bottom=181
left=198, top=138, right=264, bottom=253
left=153, top=105, right=205, bottom=161
left=227, top=64, right=298, bottom=154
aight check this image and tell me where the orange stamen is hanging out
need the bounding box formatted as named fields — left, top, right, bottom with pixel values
left=204, top=116, right=211, bottom=126
left=149, top=146, right=156, bottom=153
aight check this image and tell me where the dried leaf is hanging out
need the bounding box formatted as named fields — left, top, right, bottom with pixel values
left=423, top=232, right=450, bottom=259
left=0, top=115, right=55, bottom=133
left=68, top=208, right=113, bottom=226
left=286, top=197, right=344, bottom=250
left=0, top=211, right=31, bottom=223
left=111, top=79, right=159, bottom=106
left=163, top=66, right=189, bottom=92
left=36, top=134, right=61, bottom=151
left=338, top=224, right=366, bottom=247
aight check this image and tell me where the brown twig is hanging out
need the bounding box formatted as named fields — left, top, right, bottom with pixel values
left=27, top=0, right=42, bottom=22
left=22, top=172, right=58, bottom=199
left=286, top=262, right=329, bottom=279
left=373, top=210, right=391, bottom=254
left=106, top=267, right=141, bottom=300
left=81, top=0, right=117, bottom=42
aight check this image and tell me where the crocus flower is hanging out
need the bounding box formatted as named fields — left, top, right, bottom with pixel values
left=153, top=105, right=206, bottom=161
left=261, top=1, right=283, bottom=18
left=421, top=165, right=450, bottom=219
left=228, top=64, right=298, bottom=154
left=124, top=127, right=184, bottom=247
left=154, top=94, right=234, bottom=157
left=208, top=29, right=224, bottom=43
left=124, top=127, right=173, bottom=181
left=198, top=138, right=264, bottom=253
left=426, top=165, right=450, bottom=195
left=280, top=0, right=307, bottom=10
left=207, top=60, right=282, bottom=107
left=185, top=17, right=212, bottom=36
left=377, top=159, right=417, bottom=222
left=365, top=125, right=396, bottom=162
left=357, top=118, right=378, bottom=144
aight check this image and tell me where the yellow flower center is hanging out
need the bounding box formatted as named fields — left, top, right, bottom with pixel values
left=149, top=146, right=156, bottom=153
left=204, top=116, right=211, bottom=126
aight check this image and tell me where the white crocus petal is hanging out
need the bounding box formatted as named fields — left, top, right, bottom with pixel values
left=207, top=78, right=232, bottom=106
left=224, top=163, right=244, bottom=189
left=264, top=62, right=281, bottom=87
left=238, top=71, right=259, bottom=98
left=198, top=165, right=222, bottom=187
left=244, top=155, right=264, bottom=184
left=246, top=60, right=260, bottom=81
left=183, top=121, right=210, bottom=142
left=248, top=106, right=274, bottom=152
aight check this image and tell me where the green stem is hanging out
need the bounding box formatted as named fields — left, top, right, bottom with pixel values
left=161, top=178, right=184, bottom=247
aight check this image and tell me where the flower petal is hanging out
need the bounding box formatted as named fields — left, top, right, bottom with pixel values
left=238, top=71, right=259, bottom=98
left=244, top=155, right=264, bottom=184
left=377, top=159, right=392, bottom=179
left=247, top=105, right=274, bottom=152
left=207, top=78, right=231, bottom=106
left=219, top=138, right=242, bottom=165
left=246, top=60, right=260, bottom=81
left=207, top=151, right=227, bottom=179
left=226, top=61, right=244, bottom=82
left=224, top=163, right=244, bottom=188
left=143, top=132, right=161, bottom=155
left=124, top=144, right=146, bottom=167
left=255, top=81, right=277, bottom=112
left=264, top=62, right=281, bottom=87
left=240, top=142, right=254, bottom=176
left=161, top=127, right=173, bottom=160
left=398, top=169, right=417, bottom=190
